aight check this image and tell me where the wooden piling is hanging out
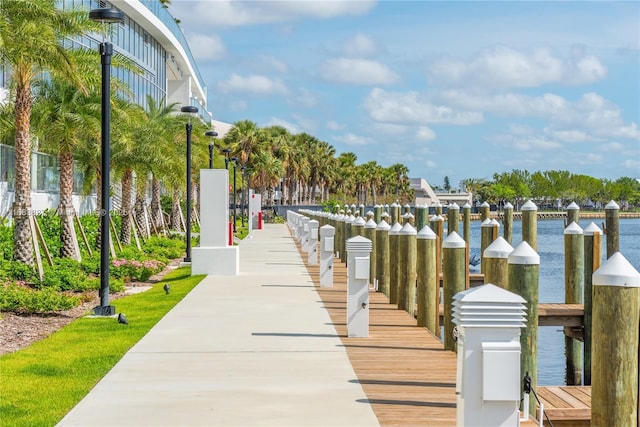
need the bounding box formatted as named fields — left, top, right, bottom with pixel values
left=567, top=201, right=580, bottom=226
left=447, top=203, right=459, bottom=235
left=373, top=205, right=382, bottom=223
left=435, top=203, right=443, bottom=217
left=483, top=236, right=513, bottom=289
left=398, top=223, right=417, bottom=317
left=375, top=220, right=391, bottom=296
left=564, top=221, right=584, bottom=386
left=591, top=253, right=640, bottom=426
left=605, top=200, right=619, bottom=258
left=583, top=222, right=602, bottom=386
left=480, top=201, right=490, bottom=221
left=364, top=219, right=377, bottom=287
left=352, top=216, right=365, bottom=238
left=522, top=200, right=538, bottom=251
left=507, top=241, right=540, bottom=416
left=462, top=203, right=471, bottom=245
left=359, top=204, right=365, bottom=218
left=417, top=225, right=438, bottom=333
left=335, top=213, right=344, bottom=259
left=388, top=222, right=402, bottom=305
left=415, top=204, right=427, bottom=231
left=442, top=232, right=466, bottom=351
left=480, top=219, right=493, bottom=274
left=503, top=201, right=514, bottom=244
left=390, top=202, right=400, bottom=225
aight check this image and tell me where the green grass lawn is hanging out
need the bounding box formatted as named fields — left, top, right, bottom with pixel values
left=0, top=267, right=205, bottom=427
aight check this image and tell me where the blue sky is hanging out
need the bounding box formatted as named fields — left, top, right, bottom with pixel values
left=171, top=0, right=640, bottom=189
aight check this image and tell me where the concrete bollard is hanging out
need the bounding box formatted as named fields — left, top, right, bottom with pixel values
left=507, top=241, right=540, bottom=417
left=363, top=218, right=377, bottom=287
left=398, top=223, right=417, bottom=317
left=480, top=201, right=490, bottom=221
left=417, top=225, right=438, bottom=333
left=604, top=200, right=619, bottom=258
left=388, top=222, right=402, bottom=305
left=583, top=222, right=602, bottom=386
left=319, top=225, right=335, bottom=287
left=346, top=236, right=373, bottom=338
left=503, top=202, right=514, bottom=244
left=375, top=219, right=391, bottom=296
left=447, top=203, right=460, bottom=235
left=591, top=253, right=640, bottom=426
left=483, top=236, right=513, bottom=289
left=521, top=200, right=538, bottom=251
left=453, top=284, right=527, bottom=427
left=307, top=219, right=319, bottom=265
left=443, top=231, right=466, bottom=351
left=564, top=221, right=584, bottom=385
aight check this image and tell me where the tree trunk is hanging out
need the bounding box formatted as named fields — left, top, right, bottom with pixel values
left=12, top=76, right=34, bottom=265
left=170, top=188, right=181, bottom=231
left=134, top=186, right=148, bottom=239
left=150, top=177, right=163, bottom=232
left=120, top=169, right=133, bottom=245
left=58, top=151, right=79, bottom=259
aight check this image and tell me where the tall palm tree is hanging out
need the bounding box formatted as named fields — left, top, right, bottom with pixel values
left=225, top=119, right=261, bottom=166
left=1, top=0, right=98, bottom=264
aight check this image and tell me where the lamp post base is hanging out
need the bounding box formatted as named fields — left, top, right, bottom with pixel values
left=183, top=256, right=191, bottom=263
left=93, top=305, right=116, bottom=316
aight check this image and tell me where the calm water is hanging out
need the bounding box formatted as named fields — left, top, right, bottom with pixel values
left=467, top=217, right=640, bottom=386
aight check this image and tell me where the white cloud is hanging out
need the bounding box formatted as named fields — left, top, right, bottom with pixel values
left=290, top=88, right=317, bottom=108
left=428, top=46, right=607, bottom=90
left=265, top=118, right=300, bottom=134
left=416, top=126, right=437, bottom=141
left=363, top=88, right=484, bottom=125
left=623, top=159, right=640, bottom=169
left=601, top=142, right=626, bottom=151
left=319, top=58, right=399, bottom=85
left=217, top=74, right=289, bottom=95
left=252, top=56, right=289, bottom=73
left=229, top=100, right=248, bottom=112
left=171, top=0, right=376, bottom=27
left=543, top=128, right=598, bottom=143
left=333, top=132, right=370, bottom=146
left=343, top=33, right=377, bottom=57
left=488, top=133, right=562, bottom=151
left=326, top=120, right=345, bottom=131
left=186, top=33, right=226, bottom=61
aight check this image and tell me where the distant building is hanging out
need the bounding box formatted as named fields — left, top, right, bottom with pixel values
left=410, top=178, right=472, bottom=206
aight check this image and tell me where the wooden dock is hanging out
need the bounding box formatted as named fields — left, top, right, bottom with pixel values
left=295, top=238, right=595, bottom=426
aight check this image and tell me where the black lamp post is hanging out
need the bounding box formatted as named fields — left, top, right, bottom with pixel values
left=222, top=148, right=231, bottom=170
left=240, top=166, right=246, bottom=227
left=230, top=157, right=238, bottom=232
left=205, top=130, right=218, bottom=169
left=90, top=7, right=124, bottom=316
left=181, top=105, right=199, bottom=262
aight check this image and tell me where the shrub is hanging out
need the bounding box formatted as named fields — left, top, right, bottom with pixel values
left=40, top=258, right=95, bottom=292
left=0, top=225, right=13, bottom=261
left=0, top=283, right=79, bottom=313
left=142, top=236, right=184, bottom=261
left=111, top=258, right=165, bottom=282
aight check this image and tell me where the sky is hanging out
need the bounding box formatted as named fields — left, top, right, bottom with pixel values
left=170, top=0, right=640, bottom=190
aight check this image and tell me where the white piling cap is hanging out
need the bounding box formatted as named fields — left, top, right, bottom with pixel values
left=432, top=215, right=444, bottom=222
left=391, top=202, right=399, bottom=207
left=366, top=210, right=374, bottom=216
left=593, top=252, right=640, bottom=287
left=404, top=203, right=411, bottom=208
left=353, top=217, right=366, bottom=226
left=583, top=222, right=602, bottom=236
left=402, top=212, right=411, bottom=218
left=567, top=202, right=580, bottom=210
left=381, top=211, right=390, bottom=218
left=480, top=201, right=490, bottom=208
left=605, top=200, right=620, bottom=210
left=504, top=202, right=513, bottom=209
left=481, top=218, right=493, bottom=227
left=449, top=202, right=459, bottom=210
left=364, top=218, right=377, bottom=228
left=443, top=231, right=466, bottom=248
left=463, top=202, right=472, bottom=209
left=522, top=200, right=538, bottom=211
left=564, top=222, right=583, bottom=235
left=436, top=202, right=443, bottom=207
left=452, top=284, right=527, bottom=328
left=359, top=204, right=365, bottom=208
left=399, top=222, right=417, bottom=235
left=389, top=222, right=403, bottom=235
left=484, top=236, right=514, bottom=259
left=508, top=241, right=540, bottom=265
left=376, top=219, right=391, bottom=231
left=490, top=219, right=501, bottom=228
left=417, top=225, right=437, bottom=240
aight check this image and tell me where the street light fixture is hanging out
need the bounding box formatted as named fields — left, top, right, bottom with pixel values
left=205, top=130, right=218, bottom=169
left=90, top=7, right=124, bottom=316
left=181, top=105, right=199, bottom=262
left=230, top=157, right=239, bottom=232
left=222, top=148, right=231, bottom=170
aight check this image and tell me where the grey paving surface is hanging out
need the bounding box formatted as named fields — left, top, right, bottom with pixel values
left=57, top=224, right=379, bottom=427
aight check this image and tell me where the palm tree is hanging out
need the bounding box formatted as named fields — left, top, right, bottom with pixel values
left=1, top=0, right=98, bottom=263
left=224, top=120, right=261, bottom=166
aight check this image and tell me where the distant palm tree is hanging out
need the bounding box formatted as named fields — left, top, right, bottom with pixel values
left=1, top=0, right=98, bottom=264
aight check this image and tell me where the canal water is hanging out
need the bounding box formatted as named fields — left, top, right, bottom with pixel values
left=467, top=217, right=640, bottom=386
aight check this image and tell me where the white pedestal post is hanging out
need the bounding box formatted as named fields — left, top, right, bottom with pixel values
left=346, top=235, right=372, bottom=337
left=308, top=219, right=319, bottom=265
left=191, top=169, right=239, bottom=276
left=320, top=225, right=335, bottom=287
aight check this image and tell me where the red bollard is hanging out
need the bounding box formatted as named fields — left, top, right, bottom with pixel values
left=258, top=212, right=263, bottom=230
left=228, top=221, right=233, bottom=246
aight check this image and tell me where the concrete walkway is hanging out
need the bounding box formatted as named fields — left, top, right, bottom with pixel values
left=58, top=224, right=379, bottom=427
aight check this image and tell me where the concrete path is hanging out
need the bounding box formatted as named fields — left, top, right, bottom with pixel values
left=57, top=224, right=379, bottom=427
